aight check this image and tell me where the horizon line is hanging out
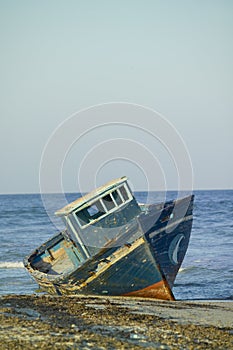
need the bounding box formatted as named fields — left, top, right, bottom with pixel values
left=0, top=187, right=233, bottom=195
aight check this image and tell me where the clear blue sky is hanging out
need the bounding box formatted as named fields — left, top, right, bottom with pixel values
left=0, top=1, right=232, bottom=193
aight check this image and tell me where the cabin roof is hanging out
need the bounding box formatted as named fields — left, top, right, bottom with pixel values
left=55, top=176, right=128, bottom=217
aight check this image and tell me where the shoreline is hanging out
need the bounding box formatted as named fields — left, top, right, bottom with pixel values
left=0, top=294, right=232, bottom=349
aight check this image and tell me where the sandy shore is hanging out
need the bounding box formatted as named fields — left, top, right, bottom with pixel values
left=0, top=294, right=232, bottom=349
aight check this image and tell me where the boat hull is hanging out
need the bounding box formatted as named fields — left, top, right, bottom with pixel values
left=140, top=195, right=194, bottom=288
left=24, top=195, right=194, bottom=300
left=25, top=236, right=174, bottom=300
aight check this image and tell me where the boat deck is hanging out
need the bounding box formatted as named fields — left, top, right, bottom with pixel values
left=32, top=246, right=76, bottom=276
left=47, top=255, right=75, bottom=275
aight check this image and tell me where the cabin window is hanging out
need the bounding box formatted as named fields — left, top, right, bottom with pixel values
left=112, top=190, right=123, bottom=205
left=75, top=209, right=90, bottom=225
left=87, top=204, right=99, bottom=216
left=119, top=185, right=129, bottom=201
left=89, top=201, right=105, bottom=217
left=75, top=200, right=105, bottom=226
left=102, top=194, right=115, bottom=211
left=74, top=183, right=133, bottom=228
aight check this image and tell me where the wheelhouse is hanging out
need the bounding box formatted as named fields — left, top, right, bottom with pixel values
left=55, top=177, right=141, bottom=260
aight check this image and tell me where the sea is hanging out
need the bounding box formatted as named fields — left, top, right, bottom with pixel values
left=0, top=190, right=232, bottom=301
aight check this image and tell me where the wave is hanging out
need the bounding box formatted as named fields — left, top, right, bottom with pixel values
left=174, top=282, right=204, bottom=287
left=0, top=261, right=24, bottom=269
left=178, top=266, right=198, bottom=273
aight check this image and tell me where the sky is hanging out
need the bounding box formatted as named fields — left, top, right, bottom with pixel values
left=0, top=0, right=233, bottom=193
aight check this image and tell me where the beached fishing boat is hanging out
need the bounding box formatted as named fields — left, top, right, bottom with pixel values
left=24, top=177, right=194, bottom=300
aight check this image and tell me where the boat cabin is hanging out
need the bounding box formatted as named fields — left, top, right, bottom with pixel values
left=55, top=177, right=141, bottom=259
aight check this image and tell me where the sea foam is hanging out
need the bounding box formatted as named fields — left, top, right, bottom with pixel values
left=0, top=261, right=24, bottom=269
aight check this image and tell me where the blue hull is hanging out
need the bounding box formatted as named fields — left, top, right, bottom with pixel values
left=24, top=195, right=194, bottom=300
left=140, top=195, right=194, bottom=288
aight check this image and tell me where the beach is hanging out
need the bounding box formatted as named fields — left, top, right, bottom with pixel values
left=0, top=294, right=232, bottom=349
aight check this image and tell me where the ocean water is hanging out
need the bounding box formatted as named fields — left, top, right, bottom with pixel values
left=0, top=190, right=232, bottom=300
